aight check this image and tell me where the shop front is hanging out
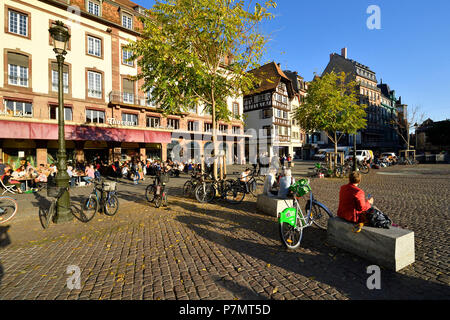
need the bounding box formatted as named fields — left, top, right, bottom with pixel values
left=0, top=119, right=172, bottom=166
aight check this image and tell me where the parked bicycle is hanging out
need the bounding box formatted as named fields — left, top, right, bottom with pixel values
left=38, top=186, right=77, bottom=229
left=244, top=168, right=265, bottom=196
left=279, top=179, right=334, bottom=249
left=0, top=196, right=18, bottom=224
left=145, top=172, right=169, bottom=208
left=182, top=171, right=206, bottom=198
left=82, top=179, right=119, bottom=221
left=194, top=178, right=245, bottom=204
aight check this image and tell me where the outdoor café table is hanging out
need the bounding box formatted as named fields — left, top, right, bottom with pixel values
left=15, top=176, right=36, bottom=191
left=72, top=172, right=87, bottom=186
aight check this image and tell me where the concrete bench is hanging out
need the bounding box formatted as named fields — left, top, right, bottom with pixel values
left=327, top=217, right=415, bottom=272
left=256, top=194, right=293, bottom=218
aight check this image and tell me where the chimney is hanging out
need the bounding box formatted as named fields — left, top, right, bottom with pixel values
left=341, top=47, right=347, bottom=59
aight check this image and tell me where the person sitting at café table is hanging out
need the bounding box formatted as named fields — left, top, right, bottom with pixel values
left=83, top=164, right=95, bottom=185
left=1, top=169, right=23, bottom=193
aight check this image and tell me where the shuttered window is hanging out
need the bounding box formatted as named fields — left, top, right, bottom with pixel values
left=7, top=52, right=29, bottom=87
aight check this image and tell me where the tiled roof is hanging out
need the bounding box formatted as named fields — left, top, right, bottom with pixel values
left=248, top=62, right=294, bottom=96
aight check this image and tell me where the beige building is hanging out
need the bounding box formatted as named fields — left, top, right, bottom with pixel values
left=0, top=0, right=246, bottom=168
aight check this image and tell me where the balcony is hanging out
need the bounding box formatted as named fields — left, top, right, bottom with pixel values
left=109, top=91, right=154, bottom=108
left=274, top=117, right=290, bottom=126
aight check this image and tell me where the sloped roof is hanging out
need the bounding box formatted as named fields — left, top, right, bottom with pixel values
left=247, top=62, right=294, bottom=97
left=114, top=0, right=140, bottom=9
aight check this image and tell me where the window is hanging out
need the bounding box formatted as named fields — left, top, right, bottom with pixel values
left=86, top=109, right=105, bottom=123
left=87, top=0, right=101, bottom=16
left=122, top=78, right=134, bottom=104
left=49, top=105, right=72, bottom=121
left=87, top=35, right=101, bottom=57
left=7, top=53, right=29, bottom=87
left=122, top=48, right=133, bottom=66
left=232, top=102, right=239, bottom=116
left=122, top=13, right=133, bottom=29
left=122, top=113, right=138, bottom=126
left=232, top=126, right=241, bottom=134
left=51, top=62, right=69, bottom=94
left=204, top=123, right=212, bottom=133
left=147, top=116, right=160, bottom=128
left=87, top=71, right=102, bottom=98
left=8, top=9, right=28, bottom=37
left=167, top=118, right=179, bottom=129
left=261, top=108, right=272, bottom=119
left=188, top=121, right=199, bottom=131
left=5, top=100, right=32, bottom=117
left=219, top=124, right=228, bottom=133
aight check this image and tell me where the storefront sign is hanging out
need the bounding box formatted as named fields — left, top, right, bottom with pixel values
left=113, top=148, right=121, bottom=154
left=107, top=118, right=136, bottom=127
left=0, top=110, right=32, bottom=118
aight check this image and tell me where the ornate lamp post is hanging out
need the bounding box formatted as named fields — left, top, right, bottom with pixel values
left=49, top=21, right=72, bottom=223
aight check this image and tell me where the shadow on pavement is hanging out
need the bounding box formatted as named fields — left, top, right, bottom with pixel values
left=0, top=225, right=12, bottom=287
left=174, top=208, right=449, bottom=300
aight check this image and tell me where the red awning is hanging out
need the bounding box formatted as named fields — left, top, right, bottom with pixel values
left=0, top=120, right=172, bottom=144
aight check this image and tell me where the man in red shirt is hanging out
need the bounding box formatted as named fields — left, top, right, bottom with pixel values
left=337, top=171, right=373, bottom=223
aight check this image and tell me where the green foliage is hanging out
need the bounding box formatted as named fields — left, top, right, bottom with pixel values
left=294, top=71, right=367, bottom=145
left=127, top=0, right=276, bottom=122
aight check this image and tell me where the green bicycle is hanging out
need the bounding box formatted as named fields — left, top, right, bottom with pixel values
left=279, top=179, right=335, bottom=249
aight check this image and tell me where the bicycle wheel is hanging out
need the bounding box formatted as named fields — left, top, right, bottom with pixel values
left=248, top=179, right=258, bottom=196
left=224, top=183, right=245, bottom=204
left=359, top=164, right=370, bottom=174
left=39, top=200, right=55, bottom=229
left=145, top=184, right=156, bottom=202
left=183, top=181, right=194, bottom=197
left=104, top=194, right=119, bottom=216
left=0, top=197, right=18, bottom=225
left=307, top=202, right=332, bottom=230
left=279, top=221, right=303, bottom=250
left=195, top=183, right=215, bottom=203
left=162, top=193, right=168, bottom=207
left=81, top=194, right=98, bottom=222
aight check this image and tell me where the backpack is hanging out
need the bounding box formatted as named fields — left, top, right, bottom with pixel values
left=367, top=208, right=392, bottom=229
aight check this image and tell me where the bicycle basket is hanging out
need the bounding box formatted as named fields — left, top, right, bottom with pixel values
left=288, top=179, right=311, bottom=197
left=160, top=173, right=170, bottom=184
left=103, top=182, right=116, bottom=191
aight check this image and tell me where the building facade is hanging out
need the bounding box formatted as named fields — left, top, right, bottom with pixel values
left=283, top=70, right=307, bottom=159
left=322, top=48, right=401, bottom=152
left=243, top=62, right=296, bottom=160
left=0, top=0, right=246, bottom=169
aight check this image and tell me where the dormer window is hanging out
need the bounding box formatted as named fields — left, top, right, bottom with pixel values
left=87, top=0, right=101, bottom=16
left=122, top=12, right=133, bottom=30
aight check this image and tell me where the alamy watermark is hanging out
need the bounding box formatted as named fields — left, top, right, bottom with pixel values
left=66, top=265, right=81, bottom=290
left=367, top=5, right=381, bottom=30
left=366, top=265, right=381, bottom=290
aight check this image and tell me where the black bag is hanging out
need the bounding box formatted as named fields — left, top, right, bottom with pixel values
left=368, top=207, right=392, bottom=229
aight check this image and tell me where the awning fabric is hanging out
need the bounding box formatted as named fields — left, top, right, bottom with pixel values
left=0, top=120, right=172, bottom=144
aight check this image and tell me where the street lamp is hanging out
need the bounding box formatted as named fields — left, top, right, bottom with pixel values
left=414, top=122, right=418, bottom=150
left=49, top=21, right=72, bottom=223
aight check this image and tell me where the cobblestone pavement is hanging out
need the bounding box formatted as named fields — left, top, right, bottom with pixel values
left=0, top=163, right=448, bottom=300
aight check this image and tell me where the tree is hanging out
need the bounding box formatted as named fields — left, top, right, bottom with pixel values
left=393, top=105, right=425, bottom=155
left=127, top=0, right=276, bottom=178
left=294, top=71, right=367, bottom=172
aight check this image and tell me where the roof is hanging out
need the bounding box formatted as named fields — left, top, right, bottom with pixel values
left=114, top=0, right=140, bottom=9
left=247, top=62, right=294, bottom=97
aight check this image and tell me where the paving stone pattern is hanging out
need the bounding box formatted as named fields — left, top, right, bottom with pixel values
left=0, top=163, right=448, bottom=300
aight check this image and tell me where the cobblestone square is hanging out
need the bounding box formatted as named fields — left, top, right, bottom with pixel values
left=0, top=163, right=448, bottom=300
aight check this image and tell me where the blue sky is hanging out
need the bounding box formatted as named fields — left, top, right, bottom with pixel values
left=135, top=0, right=450, bottom=122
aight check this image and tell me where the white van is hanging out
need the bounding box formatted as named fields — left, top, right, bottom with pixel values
left=346, top=150, right=372, bottom=162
